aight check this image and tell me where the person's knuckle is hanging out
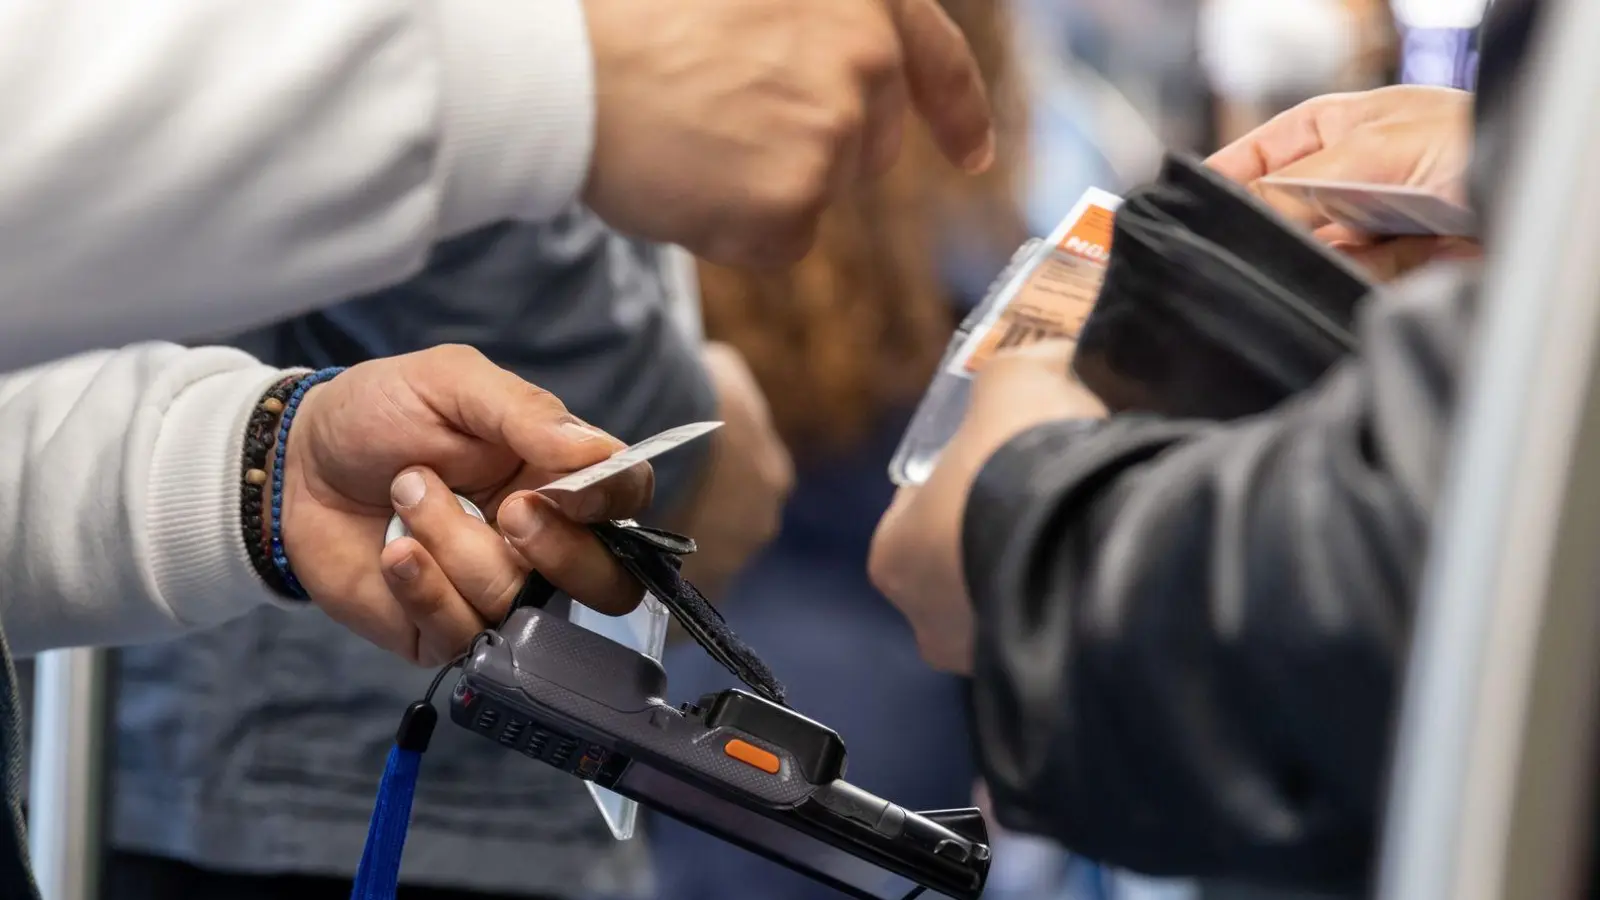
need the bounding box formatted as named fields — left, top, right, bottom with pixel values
left=480, top=569, right=524, bottom=618
left=851, top=29, right=900, bottom=79
left=823, top=98, right=867, bottom=148
left=401, top=585, right=449, bottom=620
left=765, top=151, right=832, bottom=220
left=433, top=343, right=487, bottom=367
left=866, top=540, right=900, bottom=595
left=977, top=352, right=1027, bottom=387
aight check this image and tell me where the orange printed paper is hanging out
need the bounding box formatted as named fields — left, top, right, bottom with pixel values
left=962, top=194, right=1119, bottom=374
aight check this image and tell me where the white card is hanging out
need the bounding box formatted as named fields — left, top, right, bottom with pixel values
left=537, top=421, right=723, bottom=494
left=1258, top=176, right=1477, bottom=237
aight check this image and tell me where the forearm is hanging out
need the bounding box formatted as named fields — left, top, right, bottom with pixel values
left=0, top=345, right=292, bottom=655
left=960, top=264, right=1475, bottom=887
left=0, top=0, right=594, bottom=372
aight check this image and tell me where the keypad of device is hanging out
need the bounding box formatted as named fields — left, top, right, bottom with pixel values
left=466, top=697, right=611, bottom=779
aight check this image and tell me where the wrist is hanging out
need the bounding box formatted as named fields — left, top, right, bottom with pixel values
left=146, top=365, right=299, bottom=628
left=264, top=369, right=345, bottom=600
left=240, top=375, right=304, bottom=600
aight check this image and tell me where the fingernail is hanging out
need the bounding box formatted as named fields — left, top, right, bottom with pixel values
left=560, top=421, right=607, bottom=443
left=391, top=552, right=420, bottom=582
left=962, top=130, right=996, bottom=173
left=391, top=471, right=426, bottom=509
left=498, top=497, right=544, bottom=543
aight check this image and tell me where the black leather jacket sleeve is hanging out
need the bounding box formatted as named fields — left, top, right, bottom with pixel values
left=962, top=262, right=1477, bottom=888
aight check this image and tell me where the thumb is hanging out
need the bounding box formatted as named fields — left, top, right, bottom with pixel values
left=1207, top=98, right=1339, bottom=185
left=890, top=0, right=995, bottom=172
left=1339, top=236, right=1482, bottom=282
left=970, top=340, right=1103, bottom=420
left=1247, top=150, right=1360, bottom=233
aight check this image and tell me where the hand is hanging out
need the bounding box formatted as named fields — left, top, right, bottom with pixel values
left=581, top=0, right=995, bottom=269
left=668, top=343, right=795, bottom=599
left=1206, top=85, right=1481, bottom=280
left=869, top=341, right=1106, bottom=674
left=278, top=345, right=653, bottom=665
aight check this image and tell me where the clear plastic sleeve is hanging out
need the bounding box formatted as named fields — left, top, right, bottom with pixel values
left=565, top=596, right=670, bottom=840
left=889, top=188, right=1122, bottom=486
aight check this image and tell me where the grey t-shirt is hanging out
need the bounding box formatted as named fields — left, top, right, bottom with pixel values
left=103, top=210, right=715, bottom=897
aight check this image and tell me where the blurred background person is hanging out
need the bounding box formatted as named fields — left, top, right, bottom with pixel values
left=1391, top=0, right=1493, bottom=89
left=646, top=5, right=1058, bottom=900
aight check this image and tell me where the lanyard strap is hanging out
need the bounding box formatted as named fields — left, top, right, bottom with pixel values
left=590, top=521, right=786, bottom=706
left=350, top=702, right=437, bottom=900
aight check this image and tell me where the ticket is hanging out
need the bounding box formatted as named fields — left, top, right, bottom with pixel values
left=1257, top=176, right=1477, bottom=237
left=887, top=187, right=1121, bottom=487
left=538, top=421, right=723, bottom=494
left=949, top=188, right=1121, bottom=374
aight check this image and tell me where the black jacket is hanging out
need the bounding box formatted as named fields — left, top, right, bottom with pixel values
left=961, top=0, right=1542, bottom=890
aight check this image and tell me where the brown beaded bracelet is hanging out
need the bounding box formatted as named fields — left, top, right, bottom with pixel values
left=240, top=375, right=302, bottom=599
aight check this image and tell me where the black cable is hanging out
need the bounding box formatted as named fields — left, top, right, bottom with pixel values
left=422, top=643, right=476, bottom=704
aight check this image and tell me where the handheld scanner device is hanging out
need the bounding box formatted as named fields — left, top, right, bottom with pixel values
left=449, top=607, right=992, bottom=900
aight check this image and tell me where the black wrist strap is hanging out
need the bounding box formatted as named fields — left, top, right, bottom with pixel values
left=503, top=520, right=787, bottom=707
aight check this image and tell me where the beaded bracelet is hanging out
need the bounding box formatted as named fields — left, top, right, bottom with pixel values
left=268, top=367, right=347, bottom=600
left=240, top=375, right=302, bottom=598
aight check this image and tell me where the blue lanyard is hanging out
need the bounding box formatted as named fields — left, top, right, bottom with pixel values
left=350, top=695, right=441, bottom=899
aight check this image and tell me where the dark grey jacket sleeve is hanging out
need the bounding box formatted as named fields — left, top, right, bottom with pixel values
left=961, top=0, right=1543, bottom=883
left=962, top=262, right=1477, bottom=889
left=232, top=210, right=716, bottom=516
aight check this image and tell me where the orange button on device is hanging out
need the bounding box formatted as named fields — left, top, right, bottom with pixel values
left=724, top=739, right=781, bottom=774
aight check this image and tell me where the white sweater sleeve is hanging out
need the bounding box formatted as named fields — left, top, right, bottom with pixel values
left=0, top=0, right=595, bottom=372
left=0, top=344, right=297, bottom=657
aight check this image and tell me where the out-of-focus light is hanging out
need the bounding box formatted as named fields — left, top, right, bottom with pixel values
left=1198, top=0, right=1357, bottom=102
left=1392, top=0, right=1491, bottom=29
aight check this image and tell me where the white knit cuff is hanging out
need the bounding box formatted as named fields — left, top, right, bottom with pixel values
left=426, top=0, right=597, bottom=235
left=145, top=366, right=306, bottom=628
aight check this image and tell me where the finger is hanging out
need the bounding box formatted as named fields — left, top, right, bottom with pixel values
left=1206, top=97, right=1341, bottom=184
left=381, top=538, right=486, bottom=666
left=972, top=339, right=1078, bottom=397
left=539, top=459, right=655, bottom=524
left=712, top=204, right=825, bottom=271
left=829, top=86, right=872, bottom=195
left=312, top=571, right=420, bottom=666
left=861, top=70, right=910, bottom=179
left=391, top=466, right=527, bottom=621
left=414, top=346, right=627, bottom=473
left=1246, top=172, right=1337, bottom=233
left=889, top=0, right=995, bottom=172
left=970, top=340, right=1107, bottom=427
left=867, top=486, right=918, bottom=597
left=972, top=340, right=1073, bottom=404
left=1313, top=222, right=1367, bottom=246
left=497, top=492, right=646, bottom=615
left=1341, top=237, right=1463, bottom=282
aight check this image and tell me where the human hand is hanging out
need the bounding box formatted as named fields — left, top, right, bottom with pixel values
left=667, top=343, right=795, bottom=600
left=581, top=0, right=995, bottom=269
left=1206, top=85, right=1481, bottom=280
left=868, top=341, right=1106, bottom=673
left=278, top=345, right=653, bottom=665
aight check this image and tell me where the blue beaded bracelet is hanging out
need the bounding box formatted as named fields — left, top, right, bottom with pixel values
left=269, top=367, right=346, bottom=600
